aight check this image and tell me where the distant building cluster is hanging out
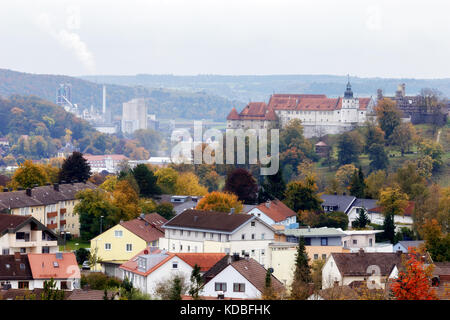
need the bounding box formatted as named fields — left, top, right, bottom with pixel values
left=227, top=81, right=376, bottom=138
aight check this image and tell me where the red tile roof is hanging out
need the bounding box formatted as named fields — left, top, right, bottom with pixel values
left=369, top=201, right=415, bottom=216
left=119, top=248, right=173, bottom=277
left=226, top=107, right=240, bottom=120
left=120, top=213, right=167, bottom=243
left=27, top=253, right=80, bottom=279
left=254, top=199, right=296, bottom=223
left=176, top=253, right=226, bottom=272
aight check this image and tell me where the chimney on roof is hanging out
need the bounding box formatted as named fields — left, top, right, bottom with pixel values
left=265, top=200, right=271, bottom=208
left=26, top=188, right=32, bottom=197
left=229, top=208, right=235, bottom=215
left=14, top=252, right=21, bottom=261
left=53, top=183, right=59, bottom=192
left=358, top=248, right=365, bottom=255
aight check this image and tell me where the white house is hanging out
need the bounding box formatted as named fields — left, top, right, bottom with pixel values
left=393, top=240, right=425, bottom=253
left=246, top=199, right=296, bottom=227
left=119, top=248, right=225, bottom=296
left=341, top=230, right=393, bottom=252
left=202, top=255, right=285, bottom=299
left=0, top=215, right=59, bottom=255
left=159, top=209, right=276, bottom=267
left=322, top=250, right=402, bottom=289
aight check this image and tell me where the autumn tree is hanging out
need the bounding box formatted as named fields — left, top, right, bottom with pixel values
left=59, top=151, right=91, bottom=183
left=391, top=122, right=416, bottom=156
left=155, top=167, right=179, bottom=194
left=378, top=186, right=409, bottom=217
left=368, top=143, right=389, bottom=172
left=375, top=98, right=402, bottom=141
left=349, top=167, right=366, bottom=198
left=195, top=191, right=243, bottom=213
left=421, top=219, right=450, bottom=262
left=364, top=170, right=387, bottom=199
left=224, top=168, right=258, bottom=204
left=394, top=162, right=427, bottom=201
left=284, top=176, right=322, bottom=213
left=112, top=180, right=141, bottom=222
left=188, top=264, right=203, bottom=300
left=9, top=160, right=49, bottom=189
left=335, top=164, right=357, bottom=191
left=364, top=123, right=385, bottom=153
left=391, top=248, right=437, bottom=300
left=99, top=175, right=118, bottom=192
left=175, top=172, right=208, bottom=196
left=417, top=139, right=444, bottom=173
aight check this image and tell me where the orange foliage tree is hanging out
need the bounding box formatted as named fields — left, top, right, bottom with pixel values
left=195, top=191, right=243, bottom=213
left=390, top=248, right=437, bottom=300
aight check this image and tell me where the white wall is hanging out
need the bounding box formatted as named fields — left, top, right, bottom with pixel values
left=202, top=264, right=261, bottom=299
left=321, top=256, right=343, bottom=289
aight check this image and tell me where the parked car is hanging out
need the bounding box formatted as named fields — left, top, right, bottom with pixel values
left=81, top=261, right=91, bottom=270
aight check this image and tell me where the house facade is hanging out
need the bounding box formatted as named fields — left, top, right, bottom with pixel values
left=90, top=213, right=167, bottom=274
left=0, top=215, right=59, bottom=255
left=322, top=250, right=402, bottom=289
left=246, top=199, right=297, bottom=227
left=159, top=209, right=276, bottom=267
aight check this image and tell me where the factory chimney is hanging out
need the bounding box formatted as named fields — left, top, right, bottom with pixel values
left=102, top=85, right=106, bottom=115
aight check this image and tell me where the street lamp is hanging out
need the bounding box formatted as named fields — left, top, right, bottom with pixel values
left=100, top=216, right=104, bottom=234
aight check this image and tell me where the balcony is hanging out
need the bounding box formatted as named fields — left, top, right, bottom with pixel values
left=60, top=220, right=66, bottom=225
left=60, top=208, right=66, bottom=214
left=47, top=223, right=58, bottom=229
left=47, top=211, right=58, bottom=218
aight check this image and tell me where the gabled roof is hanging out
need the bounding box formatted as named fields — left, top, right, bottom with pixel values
left=396, top=240, right=425, bottom=250
left=175, top=253, right=226, bottom=272
left=351, top=198, right=378, bottom=210
left=320, top=194, right=356, bottom=213
left=226, top=107, right=240, bottom=120
left=0, top=254, right=33, bottom=280
left=369, top=201, right=415, bottom=216
left=253, top=199, right=296, bottom=223
left=162, top=209, right=254, bottom=233
left=203, top=256, right=284, bottom=294
left=331, top=252, right=403, bottom=276
left=27, top=253, right=80, bottom=279
left=0, top=214, right=58, bottom=239
left=119, top=247, right=173, bottom=277
left=120, top=213, right=167, bottom=243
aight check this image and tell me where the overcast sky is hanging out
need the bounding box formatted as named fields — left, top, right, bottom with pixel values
left=0, top=0, right=449, bottom=78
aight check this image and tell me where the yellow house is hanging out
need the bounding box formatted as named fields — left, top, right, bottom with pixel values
left=90, top=213, right=167, bottom=277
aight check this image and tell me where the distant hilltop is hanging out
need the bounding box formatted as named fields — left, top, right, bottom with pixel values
left=80, top=74, right=450, bottom=102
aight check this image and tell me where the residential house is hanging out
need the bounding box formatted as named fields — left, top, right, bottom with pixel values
left=0, top=182, right=97, bottom=237
left=0, top=253, right=33, bottom=290
left=342, top=230, right=392, bottom=252
left=119, top=248, right=225, bottom=296
left=432, top=262, right=450, bottom=300
left=202, top=254, right=285, bottom=299
left=156, top=195, right=202, bottom=215
left=246, top=199, right=297, bottom=227
left=159, top=209, right=276, bottom=267
left=84, top=154, right=128, bottom=174
left=90, top=213, right=167, bottom=276
left=320, top=194, right=356, bottom=214
left=393, top=240, right=425, bottom=253
left=0, top=214, right=59, bottom=255
left=27, top=252, right=80, bottom=291
left=322, top=250, right=403, bottom=289
left=366, top=201, right=415, bottom=227
left=346, top=198, right=378, bottom=227
left=269, top=227, right=350, bottom=287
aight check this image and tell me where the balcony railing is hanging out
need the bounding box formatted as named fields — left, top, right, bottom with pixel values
left=47, top=211, right=58, bottom=218
left=60, top=220, right=66, bottom=225
left=60, top=208, right=66, bottom=214
left=47, top=223, right=58, bottom=229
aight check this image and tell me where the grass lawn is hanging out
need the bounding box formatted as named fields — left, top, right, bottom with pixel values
left=59, top=239, right=90, bottom=252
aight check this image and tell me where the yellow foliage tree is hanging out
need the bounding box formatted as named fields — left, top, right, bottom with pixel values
left=174, top=172, right=207, bottom=196
left=112, top=180, right=140, bottom=222
left=378, top=185, right=409, bottom=217
left=195, top=191, right=243, bottom=213
left=8, top=160, right=49, bottom=189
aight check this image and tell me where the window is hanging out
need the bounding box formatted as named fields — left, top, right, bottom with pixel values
left=261, top=249, right=265, bottom=256
left=20, top=248, right=26, bottom=253
left=18, top=281, right=29, bottom=289
left=314, top=254, right=319, bottom=260
left=215, top=282, right=227, bottom=292
left=180, top=230, right=184, bottom=236
left=322, top=254, right=327, bottom=260
left=251, top=234, right=255, bottom=240
left=241, top=234, right=245, bottom=240
left=105, top=243, right=111, bottom=250
left=42, top=246, right=50, bottom=254
left=210, top=233, right=214, bottom=239
left=261, top=233, right=265, bottom=240
left=126, top=244, right=132, bottom=252
left=114, top=230, right=123, bottom=238
left=172, top=261, right=178, bottom=269
left=19, top=263, right=25, bottom=270
left=353, top=239, right=357, bottom=245
left=2, top=249, right=9, bottom=255
left=369, top=238, right=373, bottom=247
left=251, top=221, right=255, bottom=227
left=60, top=281, right=69, bottom=290
left=187, top=245, right=190, bottom=252
left=321, top=238, right=328, bottom=246
left=251, top=249, right=255, bottom=255
left=187, top=231, right=191, bottom=236
left=233, top=283, right=245, bottom=292
left=203, top=232, right=206, bottom=238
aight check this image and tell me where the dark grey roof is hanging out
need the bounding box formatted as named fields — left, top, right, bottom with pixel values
left=331, top=252, right=403, bottom=276
left=0, top=254, right=33, bottom=281
left=352, top=198, right=378, bottom=210
left=0, top=214, right=59, bottom=239
left=320, top=194, right=356, bottom=213
left=397, top=240, right=425, bottom=249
